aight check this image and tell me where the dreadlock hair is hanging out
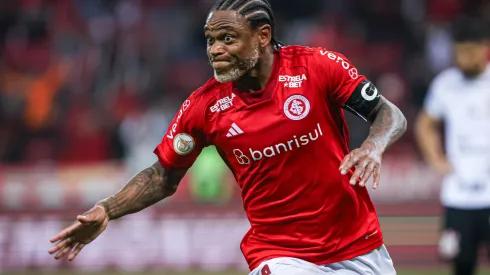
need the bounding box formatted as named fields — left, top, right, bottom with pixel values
left=212, top=0, right=283, bottom=52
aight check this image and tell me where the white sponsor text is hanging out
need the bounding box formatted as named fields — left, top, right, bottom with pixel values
left=166, top=100, right=191, bottom=139
left=233, top=123, right=323, bottom=164
left=279, top=74, right=307, bottom=88
left=320, top=50, right=358, bottom=79
left=210, top=94, right=236, bottom=113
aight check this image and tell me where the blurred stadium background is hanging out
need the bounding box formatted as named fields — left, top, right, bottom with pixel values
left=0, top=0, right=489, bottom=274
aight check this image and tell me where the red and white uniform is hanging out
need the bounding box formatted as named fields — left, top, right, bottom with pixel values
left=154, top=46, right=383, bottom=271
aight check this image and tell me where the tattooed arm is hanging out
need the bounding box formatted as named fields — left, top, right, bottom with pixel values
left=339, top=96, right=407, bottom=188
left=49, top=161, right=187, bottom=261
left=363, top=96, right=407, bottom=153
left=49, top=92, right=204, bottom=261
left=97, top=162, right=186, bottom=220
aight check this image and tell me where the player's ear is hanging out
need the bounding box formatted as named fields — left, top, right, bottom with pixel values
left=256, top=24, right=272, bottom=49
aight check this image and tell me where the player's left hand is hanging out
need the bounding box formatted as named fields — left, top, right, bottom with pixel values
left=339, top=141, right=382, bottom=189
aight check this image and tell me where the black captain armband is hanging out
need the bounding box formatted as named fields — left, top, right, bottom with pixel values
left=343, top=80, right=381, bottom=121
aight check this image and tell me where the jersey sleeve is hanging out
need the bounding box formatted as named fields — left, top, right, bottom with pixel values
left=153, top=94, right=208, bottom=170
left=423, top=78, right=445, bottom=119
left=314, top=49, right=367, bottom=106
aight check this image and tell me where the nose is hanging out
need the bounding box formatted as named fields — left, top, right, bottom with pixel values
left=208, top=42, right=225, bottom=58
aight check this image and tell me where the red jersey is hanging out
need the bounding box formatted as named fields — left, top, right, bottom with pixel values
left=154, top=45, right=383, bottom=270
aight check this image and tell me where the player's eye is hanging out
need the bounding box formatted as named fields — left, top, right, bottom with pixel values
left=224, top=35, right=234, bottom=43
left=206, top=37, right=214, bottom=45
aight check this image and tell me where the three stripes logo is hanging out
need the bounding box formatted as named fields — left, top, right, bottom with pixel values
left=226, top=123, right=244, bottom=137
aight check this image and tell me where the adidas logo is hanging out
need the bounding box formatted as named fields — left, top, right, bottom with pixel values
left=226, top=123, right=244, bottom=137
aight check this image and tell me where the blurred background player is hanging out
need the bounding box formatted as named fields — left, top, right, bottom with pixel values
left=415, top=17, right=490, bottom=275
left=48, top=0, right=406, bottom=274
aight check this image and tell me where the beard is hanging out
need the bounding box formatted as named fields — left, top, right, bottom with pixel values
left=212, top=46, right=260, bottom=83
left=461, top=67, right=483, bottom=79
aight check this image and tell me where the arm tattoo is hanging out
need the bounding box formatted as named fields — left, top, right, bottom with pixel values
left=98, top=162, right=181, bottom=220
left=365, top=97, right=407, bottom=153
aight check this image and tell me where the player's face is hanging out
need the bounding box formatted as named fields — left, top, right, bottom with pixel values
left=205, top=10, right=260, bottom=83
left=454, top=42, right=488, bottom=78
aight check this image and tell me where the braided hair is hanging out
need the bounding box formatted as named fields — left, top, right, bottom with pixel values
left=211, top=0, right=283, bottom=51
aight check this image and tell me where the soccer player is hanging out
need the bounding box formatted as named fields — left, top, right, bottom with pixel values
left=416, top=17, right=490, bottom=275
left=49, top=1, right=406, bottom=274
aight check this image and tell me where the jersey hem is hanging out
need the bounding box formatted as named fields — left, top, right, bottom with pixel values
left=314, top=238, right=384, bottom=266
left=247, top=238, right=384, bottom=271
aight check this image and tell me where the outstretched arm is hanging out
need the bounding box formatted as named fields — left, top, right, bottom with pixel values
left=49, top=161, right=187, bottom=261
left=98, top=161, right=186, bottom=220
left=50, top=92, right=204, bottom=261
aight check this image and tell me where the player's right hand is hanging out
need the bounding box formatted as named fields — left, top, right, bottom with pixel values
left=48, top=205, right=109, bottom=261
